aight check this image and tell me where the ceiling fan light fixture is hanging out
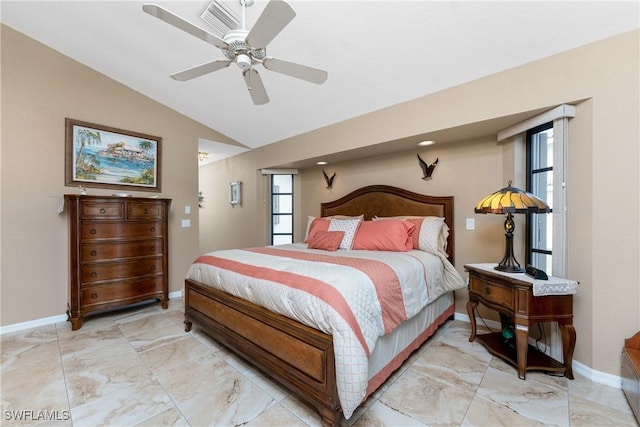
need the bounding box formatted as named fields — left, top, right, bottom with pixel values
left=236, top=53, right=252, bottom=70
left=144, top=0, right=328, bottom=105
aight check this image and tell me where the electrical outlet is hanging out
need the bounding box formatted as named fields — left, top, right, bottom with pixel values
left=466, top=218, right=475, bottom=230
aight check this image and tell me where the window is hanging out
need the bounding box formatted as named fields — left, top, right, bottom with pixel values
left=526, top=122, right=554, bottom=275
left=499, top=104, right=574, bottom=360
left=270, top=174, right=293, bottom=245
left=499, top=104, right=574, bottom=279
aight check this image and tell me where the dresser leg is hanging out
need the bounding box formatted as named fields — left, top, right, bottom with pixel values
left=559, top=323, right=576, bottom=379
left=70, top=317, right=83, bottom=331
left=467, top=300, right=478, bottom=342
left=515, top=325, right=529, bottom=379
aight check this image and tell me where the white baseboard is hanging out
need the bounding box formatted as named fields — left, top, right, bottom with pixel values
left=453, top=312, right=621, bottom=390
left=0, top=313, right=69, bottom=335
left=572, top=359, right=622, bottom=389
left=168, top=290, right=184, bottom=299
left=0, top=290, right=184, bottom=336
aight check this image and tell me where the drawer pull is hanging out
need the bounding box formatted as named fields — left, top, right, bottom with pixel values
left=150, top=227, right=155, bottom=232
left=485, top=287, right=491, bottom=294
left=150, top=265, right=156, bottom=271
left=90, top=272, right=97, bottom=278
left=90, top=229, right=97, bottom=234
left=90, top=250, right=97, bottom=256
left=91, top=293, right=98, bottom=299
left=144, top=208, right=149, bottom=214
left=150, top=246, right=156, bottom=251
left=99, top=208, right=106, bottom=214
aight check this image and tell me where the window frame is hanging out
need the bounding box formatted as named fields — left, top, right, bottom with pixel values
left=525, top=121, right=554, bottom=272
left=269, top=174, right=294, bottom=245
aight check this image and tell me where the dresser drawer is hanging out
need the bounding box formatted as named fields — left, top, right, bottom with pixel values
left=81, top=240, right=163, bottom=261
left=81, top=257, right=163, bottom=283
left=80, top=201, right=124, bottom=219
left=127, top=202, right=165, bottom=219
left=81, top=221, right=163, bottom=239
left=469, top=276, right=513, bottom=308
left=81, top=278, right=164, bottom=308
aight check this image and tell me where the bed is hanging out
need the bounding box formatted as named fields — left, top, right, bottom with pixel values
left=183, top=185, right=465, bottom=425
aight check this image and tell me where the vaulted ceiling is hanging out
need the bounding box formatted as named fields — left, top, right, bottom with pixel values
left=2, top=1, right=638, bottom=162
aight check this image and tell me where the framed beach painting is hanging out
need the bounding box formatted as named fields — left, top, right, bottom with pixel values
left=65, top=119, right=162, bottom=192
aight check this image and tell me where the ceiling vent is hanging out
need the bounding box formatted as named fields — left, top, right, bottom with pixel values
left=200, top=0, right=241, bottom=36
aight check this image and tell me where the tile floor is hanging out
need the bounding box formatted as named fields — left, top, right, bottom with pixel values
left=1, top=298, right=636, bottom=426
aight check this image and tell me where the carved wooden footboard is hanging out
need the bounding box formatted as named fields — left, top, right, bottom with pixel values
left=184, top=278, right=341, bottom=425
left=183, top=185, right=456, bottom=425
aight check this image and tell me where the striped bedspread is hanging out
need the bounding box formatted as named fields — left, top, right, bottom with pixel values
left=186, top=243, right=465, bottom=418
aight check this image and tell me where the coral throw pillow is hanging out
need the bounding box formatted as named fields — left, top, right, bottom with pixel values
left=304, top=218, right=330, bottom=242
left=352, top=220, right=415, bottom=251
left=307, top=231, right=345, bottom=251
left=374, top=216, right=448, bottom=256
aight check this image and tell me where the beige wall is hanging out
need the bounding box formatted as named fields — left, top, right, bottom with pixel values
left=0, top=26, right=242, bottom=325
left=2, top=23, right=638, bottom=378
left=199, top=30, right=639, bottom=377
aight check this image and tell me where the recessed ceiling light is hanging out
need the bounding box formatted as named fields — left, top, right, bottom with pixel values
left=316, top=161, right=328, bottom=165
left=417, top=140, right=435, bottom=146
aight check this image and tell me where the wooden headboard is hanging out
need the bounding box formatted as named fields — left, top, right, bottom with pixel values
left=321, top=185, right=455, bottom=264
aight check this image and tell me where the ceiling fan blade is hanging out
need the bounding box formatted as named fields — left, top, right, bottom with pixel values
left=246, top=0, right=296, bottom=49
left=243, top=69, right=269, bottom=105
left=263, top=57, right=328, bottom=84
left=170, top=60, right=231, bottom=81
left=143, top=3, right=229, bottom=49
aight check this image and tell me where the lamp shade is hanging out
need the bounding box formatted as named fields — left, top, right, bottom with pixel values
left=474, top=181, right=550, bottom=273
left=474, top=181, right=550, bottom=214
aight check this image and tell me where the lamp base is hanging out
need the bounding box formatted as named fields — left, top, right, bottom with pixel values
left=494, top=263, right=524, bottom=273
left=495, top=213, right=524, bottom=273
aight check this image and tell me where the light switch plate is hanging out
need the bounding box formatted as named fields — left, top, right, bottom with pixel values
left=181, top=219, right=191, bottom=228
left=466, top=218, right=475, bottom=230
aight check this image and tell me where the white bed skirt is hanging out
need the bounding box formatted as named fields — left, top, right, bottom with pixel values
left=365, top=291, right=454, bottom=397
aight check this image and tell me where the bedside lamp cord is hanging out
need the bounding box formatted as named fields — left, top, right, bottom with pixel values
left=472, top=306, right=548, bottom=353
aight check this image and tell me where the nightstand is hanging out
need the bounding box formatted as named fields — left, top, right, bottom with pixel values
left=465, top=263, right=577, bottom=380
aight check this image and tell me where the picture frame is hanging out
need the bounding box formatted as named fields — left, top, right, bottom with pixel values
left=229, top=181, right=242, bottom=205
left=65, top=118, right=162, bottom=192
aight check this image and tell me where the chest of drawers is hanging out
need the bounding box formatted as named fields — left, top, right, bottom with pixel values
left=65, top=195, right=171, bottom=330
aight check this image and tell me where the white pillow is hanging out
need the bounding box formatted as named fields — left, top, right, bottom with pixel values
left=417, top=217, right=447, bottom=255
left=328, top=217, right=363, bottom=250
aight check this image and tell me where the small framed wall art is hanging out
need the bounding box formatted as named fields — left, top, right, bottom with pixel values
left=229, top=181, right=242, bottom=205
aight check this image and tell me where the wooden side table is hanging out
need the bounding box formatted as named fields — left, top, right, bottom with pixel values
left=465, top=263, right=577, bottom=380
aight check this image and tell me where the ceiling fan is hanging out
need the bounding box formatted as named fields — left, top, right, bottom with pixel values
left=143, top=0, right=328, bottom=105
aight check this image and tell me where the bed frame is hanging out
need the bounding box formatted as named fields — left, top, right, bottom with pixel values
left=184, top=185, right=455, bottom=425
